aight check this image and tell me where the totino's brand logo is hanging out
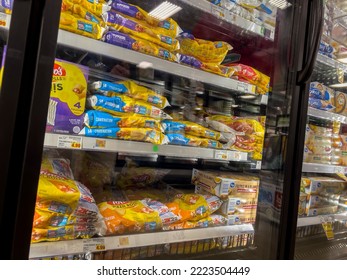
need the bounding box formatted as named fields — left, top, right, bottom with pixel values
left=53, top=63, right=66, bottom=77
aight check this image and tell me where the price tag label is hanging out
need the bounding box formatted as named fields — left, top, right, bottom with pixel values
left=237, top=83, right=247, bottom=92
left=211, top=5, right=227, bottom=20
left=334, top=166, right=345, bottom=174
left=230, top=151, right=242, bottom=161
left=82, top=238, right=106, bottom=252
left=57, top=135, right=82, bottom=149
left=256, top=161, right=262, bottom=170
left=214, top=150, right=228, bottom=160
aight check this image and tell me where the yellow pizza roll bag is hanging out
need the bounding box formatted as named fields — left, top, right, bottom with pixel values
left=102, top=11, right=180, bottom=52
left=59, top=12, right=104, bottom=40
left=178, top=33, right=232, bottom=64
left=72, top=4, right=104, bottom=26
left=98, top=200, right=162, bottom=234
left=69, top=0, right=105, bottom=16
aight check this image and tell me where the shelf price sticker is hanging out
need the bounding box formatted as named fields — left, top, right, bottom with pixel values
left=256, top=161, right=262, bottom=170
left=82, top=238, right=106, bottom=252
left=57, top=135, right=82, bottom=149
left=214, top=150, right=228, bottom=160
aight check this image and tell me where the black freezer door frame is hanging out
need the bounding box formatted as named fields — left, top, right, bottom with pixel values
left=0, top=0, right=62, bottom=259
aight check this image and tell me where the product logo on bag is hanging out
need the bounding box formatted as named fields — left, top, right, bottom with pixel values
left=53, top=63, right=66, bottom=77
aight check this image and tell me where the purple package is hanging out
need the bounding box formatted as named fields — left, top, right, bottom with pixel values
left=46, top=60, right=89, bottom=135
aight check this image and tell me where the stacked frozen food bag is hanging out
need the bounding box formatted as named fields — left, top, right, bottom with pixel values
left=32, top=155, right=106, bottom=242
left=101, top=0, right=180, bottom=62
left=80, top=79, right=171, bottom=144
left=60, top=0, right=106, bottom=40
left=176, top=32, right=234, bottom=77
left=192, top=169, right=259, bottom=225
left=161, top=119, right=225, bottom=149
left=206, top=115, right=265, bottom=160
left=308, top=82, right=335, bottom=112
left=301, top=176, right=347, bottom=216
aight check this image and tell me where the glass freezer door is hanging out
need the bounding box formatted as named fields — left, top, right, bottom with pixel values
left=0, top=0, right=316, bottom=260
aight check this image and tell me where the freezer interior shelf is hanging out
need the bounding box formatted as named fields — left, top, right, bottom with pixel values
left=44, top=133, right=257, bottom=164
left=307, top=107, right=347, bottom=124
left=316, top=52, right=347, bottom=73
left=29, top=224, right=254, bottom=259
left=302, top=163, right=347, bottom=173
left=297, top=213, right=347, bottom=227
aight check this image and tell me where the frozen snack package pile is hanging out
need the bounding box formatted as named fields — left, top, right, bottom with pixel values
left=205, top=115, right=265, bottom=160
left=302, top=176, right=347, bottom=216
left=101, top=0, right=181, bottom=62
left=192, top=169, right=259, bottom=225
left=32, top=171, right=106, bottom=243
left=303, top=122, right=333, bottom=165
left=161, top=119, right=224, bottom=149
left=308, top=82, right=335, bottom=112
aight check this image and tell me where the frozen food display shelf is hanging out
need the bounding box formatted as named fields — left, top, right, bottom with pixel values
left=44, top=133, right=252, bottom=163
left=302, top=163, right=347, bottom=173
left=307, top=107, right=347, bottom=124
left=57, top=30, right=256, bottom=95
left=29, top=224, right=254, bottom=259
left=181, top=0, right=275, bottom=41
left=316, top=52, right=347, bottom=73
left=297, top=213, right=347, bottom=227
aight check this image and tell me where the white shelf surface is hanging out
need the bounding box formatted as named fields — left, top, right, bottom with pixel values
left=297, top=213, right=347, bottom=227
left=29, top=224, right=254, bottom=259
left=44, top=133, right=254, bottom=164
left=307, top=107, right=347, bottom=124
left=302, top=163, right=347, bottom=174
left=182, top=0, right=275, bottom=41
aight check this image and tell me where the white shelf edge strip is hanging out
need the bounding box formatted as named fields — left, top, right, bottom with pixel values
left=297, top=213, right=347, bottom=227
left=29, top=224, right=254, bottom=258
left=57, top=30, right=256, bottom=94
left=307, top=107, right=347, bottom=124
left=302, top=163, right=347, bottom=174
left=44, top=133, right=251, bottom=163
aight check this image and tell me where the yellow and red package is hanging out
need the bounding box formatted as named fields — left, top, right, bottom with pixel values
left=59, top=12, right=104, bottom=40
left=177, top=33, right=232, bottom=64
left=69, top=0, right=105, bottom=16
left=166, top=194, right=222, bottom=222
left=102, top=11, right=180, bottom=52
left=229, top=63, right=270, bottom=94
left=107, top=0, right=181, bottom=38
left=98, top=200, right=162, bottom=234
left=40, top=157, right=74, bottom=180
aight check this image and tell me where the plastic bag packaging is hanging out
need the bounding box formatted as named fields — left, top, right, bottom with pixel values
left=87, top=94, right=171, bottom=119
left=98, top=200, right=162, bottom=234
left=116, top=158, right=170, bottom=188
left=162, top=120, right=225, bottom=141
left=59, top=12, right=104, bottom=40
left=90, top=80, right=170, bottom=109
left=107, top=0, right=181, bottom=38
left=84, top=110, right=162, bottom=131
left=177, top=33, right=232, bottom=64
left=165, top=133, right=222, bottom=149
left=41, top=156, right=74, bottom=180
left=69, top=0, right=106, bottom=15
left=166, top=193, right=222, bottom=222
left=79, top=127, right=165, bottom=144
left=103, top=30, right=178, bottom=62
left=177, top=54, right=235, bottom=77
left=308, top=97, right=335, bottom=112
left=102, top=11, right=180, bottom=52
left=163, top=214, right=227, bottom=231
left=142, top=198, right=180, bottom=225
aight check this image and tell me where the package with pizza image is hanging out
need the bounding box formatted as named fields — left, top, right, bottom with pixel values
left=46, top=60, right=88, bottom=134
left=90, top=80, right=170, bottom=109
left=165, top=133, right=223, bottom=149
left=166, top=193, right=222, bottom=222
left=106, top=0, right=181, bottom=38
left=103, top=30, right=178, bottom=62
left=59, top=12, right=104, bottom=40
left=84, top=110, right=162, bottom=131
left=0, top=0, right=13, bottom=14
left=69, top=0, right=106, bottom=15
left=227, top=63, right=270, bottom=94
left=98, top=200, right=163, bottom=234
left=177, top=32, right=232, bottom=64
left=40, top=156, right=74, bottom=180
left=102, top=11, right=180, bottom=51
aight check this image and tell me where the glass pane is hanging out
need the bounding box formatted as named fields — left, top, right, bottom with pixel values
left=295, top=0, right=347, bottom=260
left=15, top=0, right=299, bottom=260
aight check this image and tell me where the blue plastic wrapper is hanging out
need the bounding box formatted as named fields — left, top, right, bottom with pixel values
left=161, top=120, right=186, bottom=133
left=90, top=81, right=128, bottom=94
left=309, top=82, right=334, bottom=100
left=308, top=97, right=335, bottom=111
left=87, top=94, right=133, bottom=116
left=84, top=110, right=122, bottom=128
